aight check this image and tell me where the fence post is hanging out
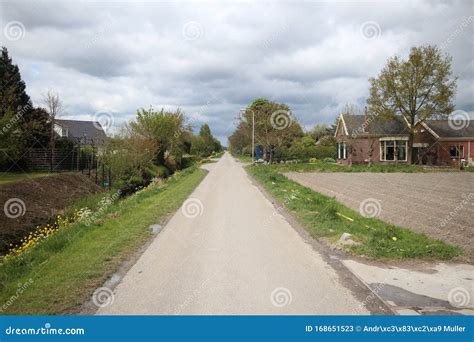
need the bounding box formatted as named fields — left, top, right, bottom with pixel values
left=102, top=162, right=105, bottom=187
left=108, top=167, right=112, bottom=190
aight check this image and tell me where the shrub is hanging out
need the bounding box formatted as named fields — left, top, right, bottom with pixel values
left=323, top=157, right=336, bottom=163
left=314, top=146, right=336, bottom=160
left=181, top=155, right=198, bottom=169
left=118, top=175, right=145, bottom=197
left=155, top=165, right=170, bottom=178
left=288, top=136, right=317, bottom=161
left=274, top=146, right=291, bottom=161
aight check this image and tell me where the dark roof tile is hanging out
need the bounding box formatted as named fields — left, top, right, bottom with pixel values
left=343, top=114, right=410, bottom=136
left=424, top=120, right=474, bottom=138
left=56, top=119, right=107, bottom=143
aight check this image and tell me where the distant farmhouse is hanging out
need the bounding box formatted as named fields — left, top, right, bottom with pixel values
left=54, top=119, right=107, bottom=145
left=335, top=114, right=474, bottom=166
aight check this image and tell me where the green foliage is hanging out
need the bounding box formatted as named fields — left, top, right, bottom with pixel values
left=314, top=145, right=336, bottom=160
left=0, top=48, right=50, bottom=170
left=0, top=167, right=206, bottom=314
left=288, top=136, right=317, bottom=160
left=368, top=45, right=456, bottom=124
left=309, top=124, right=334, bottom=142
left=323, top=157, right=336, bottom=163
left=129, top=107, right=190, bottom=165
left=229, top=98, right=303, bottom=158
left=0, top=47, right=31, bottom=114
left=191, top=124, right=222, bottom=157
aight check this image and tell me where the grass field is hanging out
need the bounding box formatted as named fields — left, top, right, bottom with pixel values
left=0, top=166, right=207, bottom=314
left=0, top=172, right=54, bottom=185
left=247, top=165, right=461, bottom=261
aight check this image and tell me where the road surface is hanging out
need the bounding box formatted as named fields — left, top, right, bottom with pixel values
left=97, top=153, right=370, bottom=315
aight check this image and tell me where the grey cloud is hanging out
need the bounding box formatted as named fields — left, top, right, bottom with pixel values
left=1, top=0, right=472, bottom=144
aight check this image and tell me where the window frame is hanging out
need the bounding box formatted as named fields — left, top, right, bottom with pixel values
left=450, top=145, right=464, bottom=158
left=380, top=140, right=408, bottom=162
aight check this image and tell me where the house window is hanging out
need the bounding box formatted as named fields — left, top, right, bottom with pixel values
left=61, top=127, right=68, bottom=137
left=450, top=145, right=464, bottom=158
left=397, top=141, right=406, bottom=161
left=338, top=143, right=347, bottom=160
left=380, top=140, right=407, bottom=161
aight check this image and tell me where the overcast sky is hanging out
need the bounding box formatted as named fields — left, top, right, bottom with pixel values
left=1, top=0, right=473, bottom=144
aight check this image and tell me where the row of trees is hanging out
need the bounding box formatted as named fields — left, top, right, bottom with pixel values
left=230, top=45, right=458, bottom=165
left=228, top=98, right=336, bottom=162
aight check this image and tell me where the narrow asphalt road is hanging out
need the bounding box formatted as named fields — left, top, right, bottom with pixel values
left=97, top=153, right=370, bottom=315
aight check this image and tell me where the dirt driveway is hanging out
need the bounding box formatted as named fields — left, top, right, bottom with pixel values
left=286, top=172, right=474, bottom=263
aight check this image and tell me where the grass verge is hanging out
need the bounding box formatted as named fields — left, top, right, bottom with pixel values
left=270, top=161, right=427, bottom=173
left=0, top=166, right=207, bottom=314
left=247, top=165, right=461, bottom=261
left=0, top=172, right=54, bottom=185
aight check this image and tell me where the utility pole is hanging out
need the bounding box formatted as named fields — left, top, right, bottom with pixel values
left=240, top=108, right=255, bottom=163
left=252, top=109, right=255, bottom=163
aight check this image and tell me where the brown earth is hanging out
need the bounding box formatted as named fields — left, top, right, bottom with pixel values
left=286, top=172, right=474, bottom=263
left=0, top=173, right=102, bottom=254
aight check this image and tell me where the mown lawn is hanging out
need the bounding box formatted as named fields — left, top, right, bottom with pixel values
left=0, top=166, right=207, bottom=314
left=0, top=172, right=54, bottom=185
left=247, top=165, right=461, bottom=261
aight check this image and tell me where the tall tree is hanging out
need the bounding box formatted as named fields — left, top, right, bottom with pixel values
left=42, top=90, right=64, bottom=170
left=240, top=98, right=303, bottom=161
left=367, top=45, right=456, bottom=164
left=309, top=124, right=333, bottom=142
left=0, top=47, right=31, bottom=116
left=192, top=124, right=222, bottom=157
left=129, top=107, right=189, bottom=165
left=0, top=47, right=49, bottom=169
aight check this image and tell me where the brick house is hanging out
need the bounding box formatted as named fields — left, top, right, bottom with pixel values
left=335, top=113, right=473, bottom=166
left=413, top=120, right=474, bottom=166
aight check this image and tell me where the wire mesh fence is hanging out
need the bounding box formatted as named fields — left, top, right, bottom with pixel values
left=25, top=145, right=112, bottom=189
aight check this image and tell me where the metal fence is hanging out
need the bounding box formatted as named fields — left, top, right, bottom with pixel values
left=25, top=146, right=112, bottom=189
